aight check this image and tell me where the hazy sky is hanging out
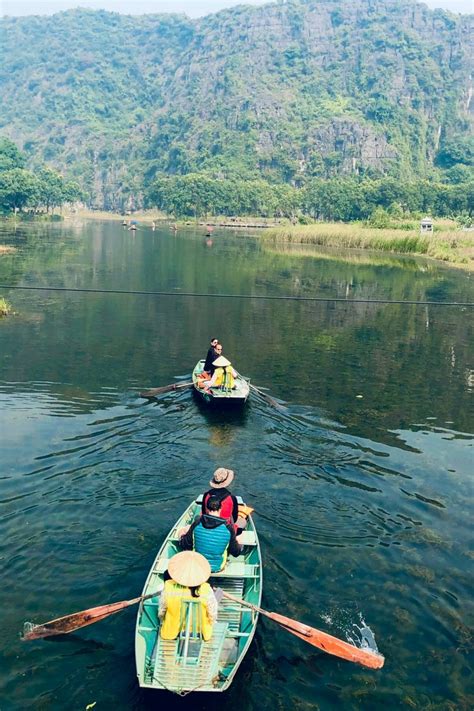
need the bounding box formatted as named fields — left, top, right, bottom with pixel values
left=2, top=0, right=472, bottom=18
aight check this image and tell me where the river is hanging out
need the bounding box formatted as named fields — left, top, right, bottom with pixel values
left=0, top=220, right=472, bottom=710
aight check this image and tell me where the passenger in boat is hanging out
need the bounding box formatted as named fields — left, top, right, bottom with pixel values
left=204, top=355, right=237, bottom=391
left=201, top=467, right=239, bottom=524
left=203, top=337, right=219, bottom=375
left=159, top=551, right=218, bottom=641
left=179, top=495, right=243, bottom=572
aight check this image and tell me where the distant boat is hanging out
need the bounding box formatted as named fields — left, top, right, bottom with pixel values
left=192, top=360, right=250, bottom=405
left=135, top=496, right=262, bottom=694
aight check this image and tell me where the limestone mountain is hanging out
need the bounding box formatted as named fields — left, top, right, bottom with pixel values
left=1, top=0, right=472, bottom=209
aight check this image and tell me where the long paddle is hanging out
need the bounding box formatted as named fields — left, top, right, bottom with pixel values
left=248, top=382, right=284, bottom=410
left=139, top=382, right=193, bottom=398
left=22, top=591, right=161, bottom=641
left=222, top=591, right=384, bottom=669
left=233, top=370, right=283, bottom=409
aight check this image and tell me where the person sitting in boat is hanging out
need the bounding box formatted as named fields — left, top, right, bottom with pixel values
left=201, top=467, right=248, bottom=532
left=203, top=337, right=219, bottom=376
left=204, top=355, right=237, bottom=391
left=159, top=551, right=218, bottom=641
left=179, top=495, right=243, bottom=573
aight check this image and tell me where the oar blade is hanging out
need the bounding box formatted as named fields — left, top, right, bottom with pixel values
left=268, top=611, right=384, bottom=669
left=221, top=591, right=384, bottom=669
left=20, top=591, right=163, bottom=641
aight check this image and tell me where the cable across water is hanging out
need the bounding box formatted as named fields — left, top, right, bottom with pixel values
left=0, top=284, right=472, bottom=307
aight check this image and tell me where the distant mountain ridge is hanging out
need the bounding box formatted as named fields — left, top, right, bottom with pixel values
left=1, top=0, right=472, bottom=208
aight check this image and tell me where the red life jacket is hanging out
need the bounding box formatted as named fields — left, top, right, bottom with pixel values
left=203, top=491, right=234, bottom=522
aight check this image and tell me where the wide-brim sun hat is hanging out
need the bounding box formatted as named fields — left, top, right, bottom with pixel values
left=210, top=467, right=235, bottom=488
left=212, top=355, right=231, bottom=367
left=168, top=551, right=211, bottom=587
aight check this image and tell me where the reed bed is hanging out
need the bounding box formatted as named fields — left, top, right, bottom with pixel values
left=262, top=223, right=474, bottom=269
left=0, top=297, right=12, bottom=316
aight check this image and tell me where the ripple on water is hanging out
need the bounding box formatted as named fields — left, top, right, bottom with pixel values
left=1, top=376, right=472, bottom=710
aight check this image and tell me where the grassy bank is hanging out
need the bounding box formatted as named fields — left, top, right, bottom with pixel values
left=261, top=222, right=474, bottom=270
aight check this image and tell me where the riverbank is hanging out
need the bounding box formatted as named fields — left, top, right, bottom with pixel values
left=63, top=208, right=168, bottom=222
left=261, top=222, right=474, bottom=270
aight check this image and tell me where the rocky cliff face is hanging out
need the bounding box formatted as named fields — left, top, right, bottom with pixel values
left=1, top=0, right=472, bottom=207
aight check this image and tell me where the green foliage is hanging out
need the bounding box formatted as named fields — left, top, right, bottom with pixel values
left=146, top=172, right=474, bottom=221
left=436, top=136, right=474, bottom=169
left=0, top=4, right=471, bottom=209
left=367, top=206, right=392, bottom=228
left=0, top=138, right=26, bottom=171
left=0, top=141, right=82, bottom=213
left=0, top=169, right=39, bottom=212
left=147, top=174, right=302, bottom=218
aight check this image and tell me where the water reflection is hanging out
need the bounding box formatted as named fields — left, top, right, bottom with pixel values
left=0, top=222, right=472, bottom=709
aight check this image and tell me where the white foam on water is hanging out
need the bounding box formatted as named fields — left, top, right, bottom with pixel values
left=346, top=612, right=380, bottom=653
left=319, top=609, right=380, bottom=653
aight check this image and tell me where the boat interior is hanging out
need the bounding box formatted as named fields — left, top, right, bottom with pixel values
left=135, top=498, right=261, bottom=693
left=193, top=360, right=250, bottom=400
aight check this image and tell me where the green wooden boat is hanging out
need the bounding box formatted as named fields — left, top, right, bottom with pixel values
left=135, top=496, right=262, bottom=694
left=192, top=359, right=250, bottom=405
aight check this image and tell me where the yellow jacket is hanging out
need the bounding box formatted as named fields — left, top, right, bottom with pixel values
left=212, top=366, right=235, bottom=389
left=159, top=580, right=215, bottom=641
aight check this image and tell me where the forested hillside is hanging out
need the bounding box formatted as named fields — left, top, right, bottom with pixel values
left=1, top=0, right=472, bottom=211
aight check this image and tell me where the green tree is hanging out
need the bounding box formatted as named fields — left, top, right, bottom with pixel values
left=0, top=168, right=39, bottom=212
left=0, top=138, right=26, bottom=172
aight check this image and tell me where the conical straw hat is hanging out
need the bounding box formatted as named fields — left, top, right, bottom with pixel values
left=213, top=355, right=231, bottom=367
left=167, top=551, right=211, bottom=587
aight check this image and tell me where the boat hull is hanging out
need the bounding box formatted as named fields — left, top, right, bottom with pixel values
left=192, top=360, right=250, bottom=405
left=135, top=498, right=262, bottom=693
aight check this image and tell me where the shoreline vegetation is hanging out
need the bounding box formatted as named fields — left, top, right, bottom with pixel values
left=261, top=221, right=474, bottom=270
left=2, top=208, right=473, bottom=270
left=0, top=297, right=12, bottom=316
left=73, top=210, right=473, bottom=270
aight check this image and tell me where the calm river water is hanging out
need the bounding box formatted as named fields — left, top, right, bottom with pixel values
left=0, top=221, right=473, bottom=710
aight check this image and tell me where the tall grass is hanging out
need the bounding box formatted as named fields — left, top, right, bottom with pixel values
left=0, top=297, right=12, bottom=316
left=262, top=223, right=473, bottom=269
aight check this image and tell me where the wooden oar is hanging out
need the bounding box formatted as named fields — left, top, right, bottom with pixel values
left=248, top=382, right=284, bottom=410
left=139, top=382, right=193, bottom=398
left=222, top=591, right=384, bottom=669
left=234, top=371, right=283, bottom=409
left=22, top=591, right=160, bottom=641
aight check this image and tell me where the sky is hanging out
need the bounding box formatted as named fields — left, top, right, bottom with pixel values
left=1, top=0, right=472, bottom=17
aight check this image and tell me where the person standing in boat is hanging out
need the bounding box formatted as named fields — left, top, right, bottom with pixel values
left=201, top=467, right=239, bottom=526
left=159, top=551, right=218, bottom=641
left=179, top=495, right=243, bottom=573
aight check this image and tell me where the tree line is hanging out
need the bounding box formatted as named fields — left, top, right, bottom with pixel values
left=0, top=139, right=82, bottom=214
left=146, top=173, right=474, bottom=221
